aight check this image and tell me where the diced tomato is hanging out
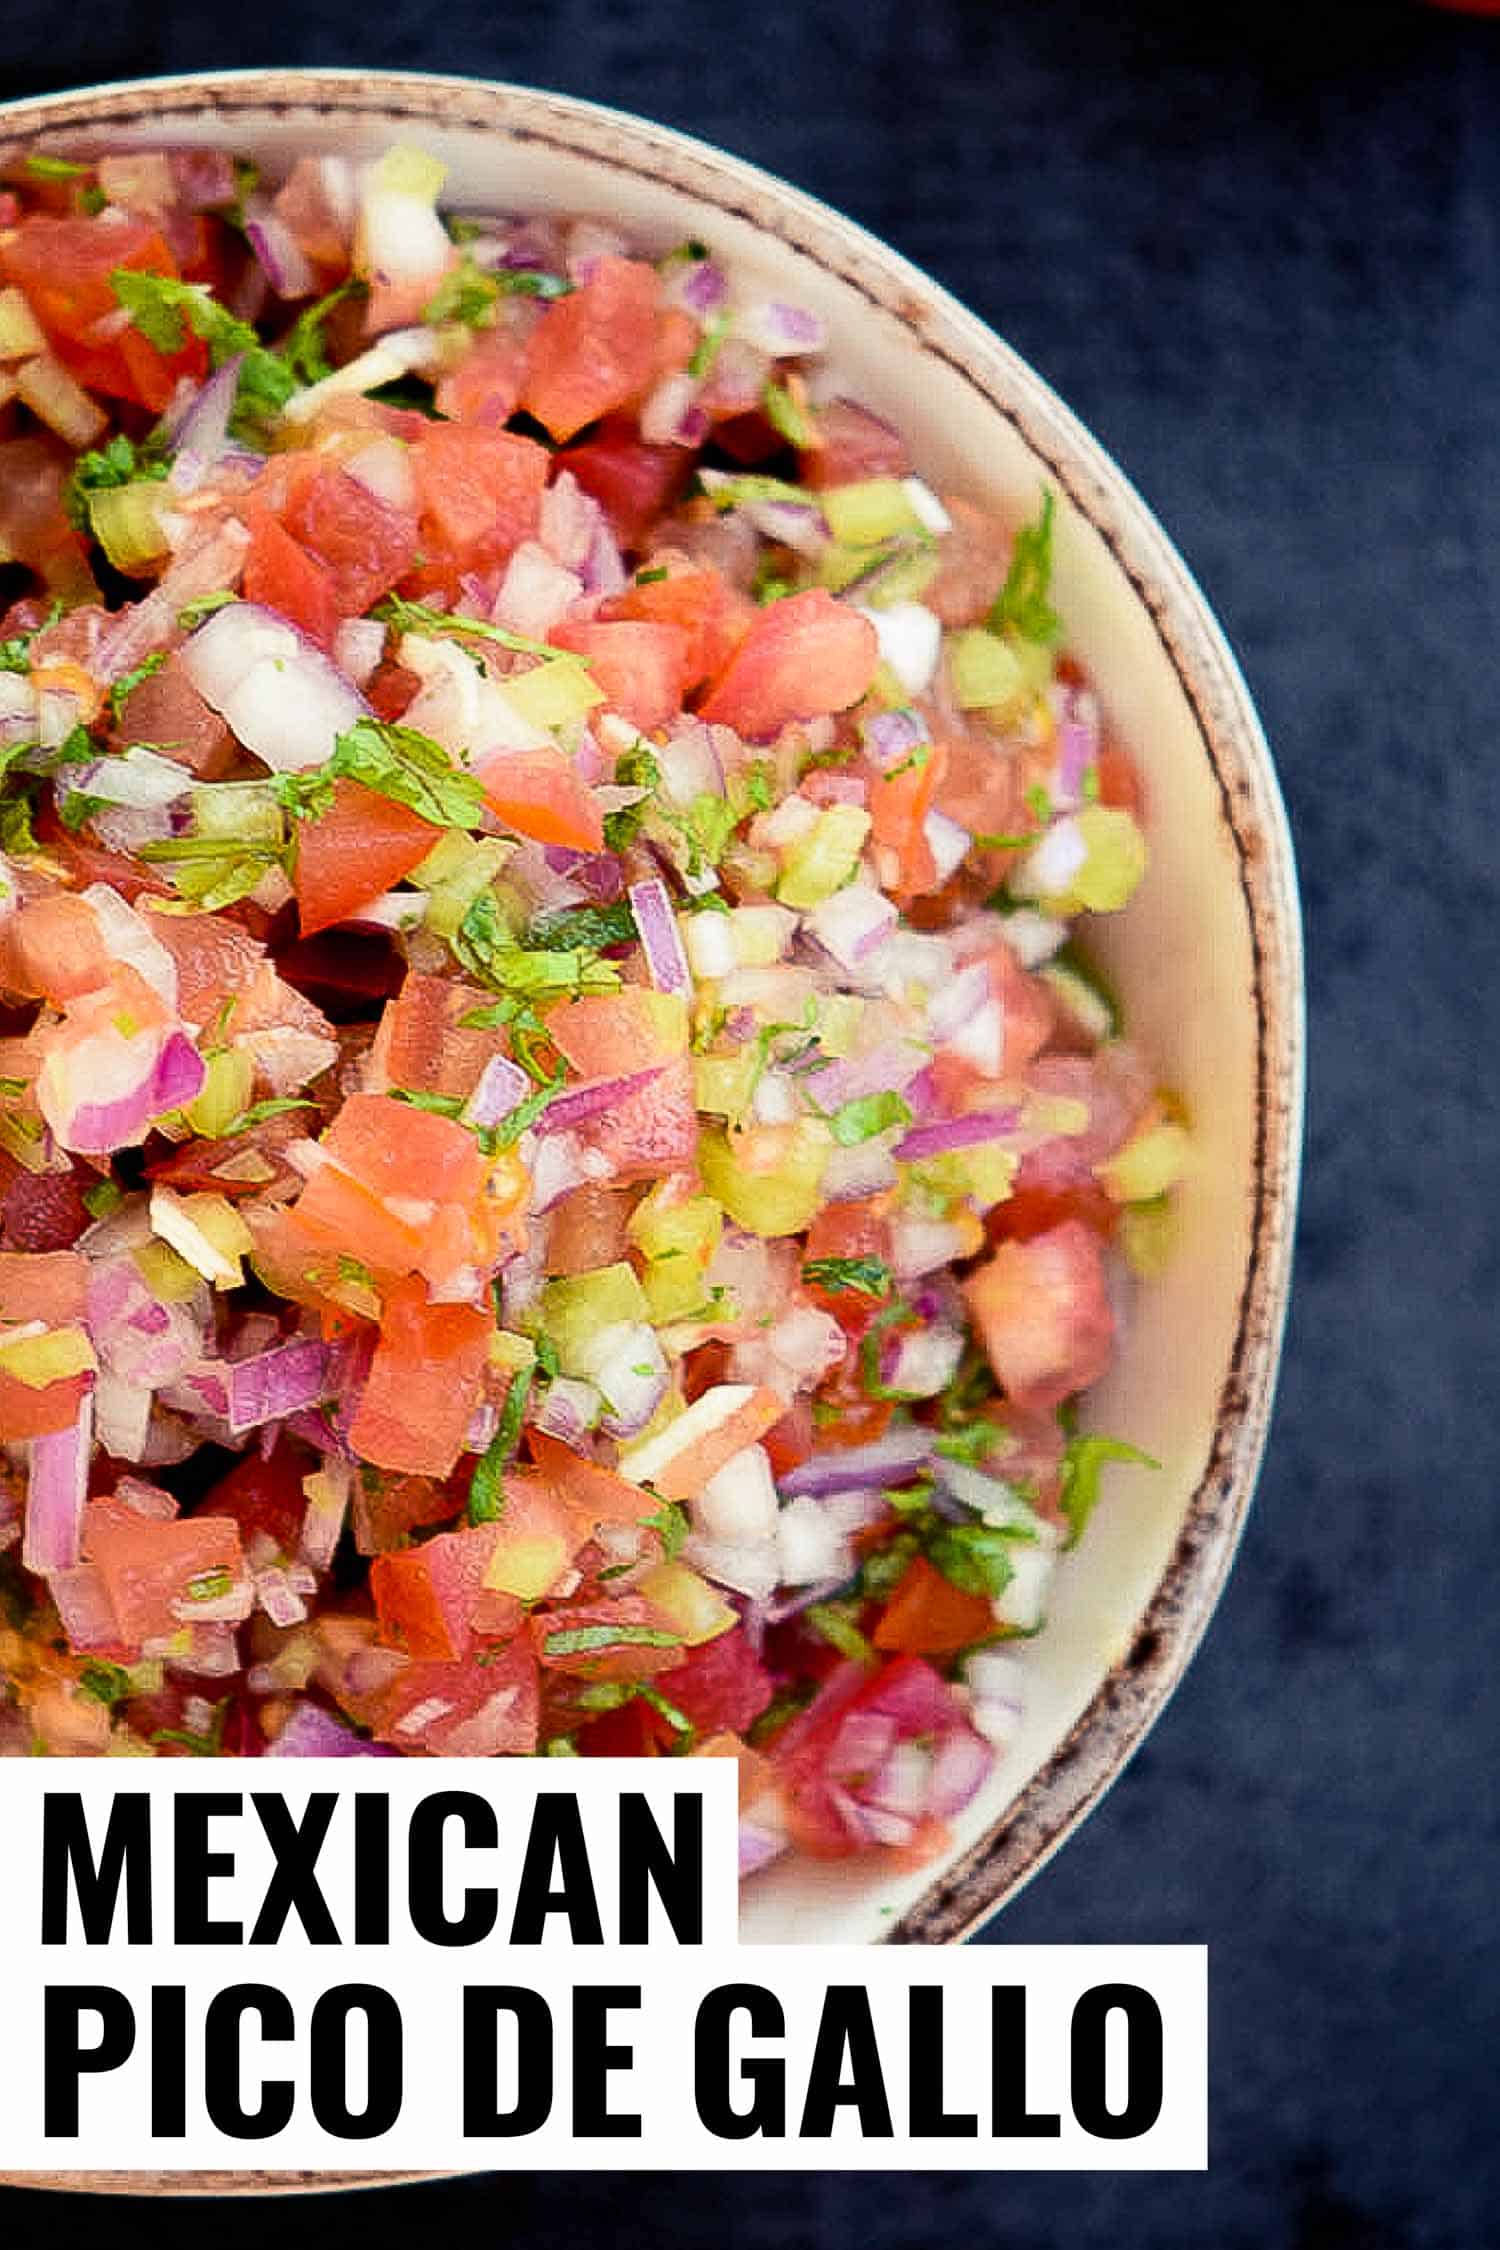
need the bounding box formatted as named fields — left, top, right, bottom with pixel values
left=410, top=423, right=549, bottom=565
left=926, top=496, right=1016, bottom=628
left=801, top=400, right=911, bottom=490
left=661, top=1629, right=775, bottom=1737
left=0, top=1365, right=90, bottom=1438
left=530, top=1594, right=686, bottom=1682
left=801, top=1200, right=892, bottom=1341
left=1095, top=742, right=1145, bottom=819
left=520, top=258, right=662, bottom=442
left=369, top=1639, right=540, bottom=1756
left=527, top=1429, right=659, bottom=1529
left=353, top=1469, right=463, bottom=1555
left=761, top=1395, right=815, bottom=1480
left=599, top=565, right=752, bottom=688
left=82, top=1499, right=244, bottom=1648
left=707, top=409, right=784, bottom=466
left=371, top=1521, right=503, bottom=1661
left=364, top=659, right=422, bottom=721
left=560, top=416, right=693, bottom=546
left=293, top=777, right=438, bottom=937
left=202, top=1442, right=311, bottom=1562
left=964, top=1219, right=1115, bottom=1413
left=548, top=617, right=689, bottom=732
left=579, top=1056, right=698, bottom=1185
left=867, top=739, right=949, bottom=899
left=113, top=652, right=235, bottom=780
left=348, top=1279, right=491, bottom=1477
left=282, top=465, right=416, bottom=616
left=322, top=1092, right=486, bottom=1208
left=1, top=1165, right=92, bottom=1253
left=0, top=1248, right=88, bottom=1326
left=872, top=1556, right=994, bottom=1656
left=434, top=328, right=529, bottom=425
left=478, top=1471, right=588, bottom=1603
left=698, top=589, right=878, bottom=740
left=0, top=893, right=112, bottom=1004
left=543, top=1183, right=632, bottom=1277
left=543, top=989, right=683, bottom=1076
left=988, top=1178, right=1119, bottom=1245
left=369, top=969, right=509, bottom=1101
left=769, top=1653, right=989, bottom=1860
left=242, top=513, right=339, bottom=650
left=475, top=743, right=604, bottom=851
left=811, top=1355, right=891, bottom=1451
left=0, top=213, right=206, bottom=408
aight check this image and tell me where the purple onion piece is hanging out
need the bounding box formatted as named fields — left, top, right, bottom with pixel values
left=464, top=1054, right=531, bottom=1129
left=628, top=877, right=691, bottom=997
left=893, top=1108, right=1021, bottom=1162
left=263, top=1701, right=398, bottom=1758
left=779, top=1426, right=932, bottom=1499
left=536, top=1067, right=663, bottom=1135
left=22, top=1393, right=93, bottom=1574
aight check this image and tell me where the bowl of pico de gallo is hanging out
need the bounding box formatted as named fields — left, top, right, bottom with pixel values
left=0, top=65, right=1301, bottom=2074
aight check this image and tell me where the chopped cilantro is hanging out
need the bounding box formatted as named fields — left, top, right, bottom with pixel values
left=801, top=1254, right=893, bottom=1299
left=276, top=277, right=366, bottom=387
left=858, top=1301, right=925, bottom=1403
left=926, top=1521, right=1017, bottom=1599
left=645, top=1502, right=689, bottom=1560
left=215, top=1097, right=316, bottom=1139
left=177, top=590, right=238, bottom=630
left=828, top=1090, right=912, bottom=1146
left=56, top=790, right=111, bottom=834
left=371, top=594, right=578, bottom=666
left=278, top=716, right=485, bottom=831
left=150, top=1699, right=229, bottom=1756
left=454, top=890, right=619, bottom=1002
left=468, top=1364, right=534, bottom=1524
left=108, top=649, right=169, bottom=721
left=1024, top=782, right=1054, bottom=826
left=77, top=1660, right=132, bottom=1707
left=542, top=1623, right=682, bottom=1658
left=109, top=270, right=298, bottom=439
left=634, top=565, right=669, bottom=586
left=660, top=789, right=738, bottom=876
left=62, top=433, right=169, bottom=533
left=525, top=900, right=638, bottom=953
left=23, top=153, right=90, bottom=179
left=493, top=1062, right=567, bottom=1148
left=1058, top=1434, right=1159, bottom=1548
left=806, top=1603, right=876, bottom=1665
left=986, top=488, right=1062, bottom=646
left=688, top=311, right=730, bottom=380
left=422, top=256, right=571, bottom=329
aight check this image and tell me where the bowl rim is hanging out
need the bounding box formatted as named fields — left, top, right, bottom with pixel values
left=0, top=63, right=1303, bottom=2187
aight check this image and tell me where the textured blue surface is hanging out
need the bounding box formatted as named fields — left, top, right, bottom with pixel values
left=1, top=3, right=1494, bottom=2241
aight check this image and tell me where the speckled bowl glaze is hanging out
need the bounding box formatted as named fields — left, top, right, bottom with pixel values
left=0, top=68, right=1302, bottom=2195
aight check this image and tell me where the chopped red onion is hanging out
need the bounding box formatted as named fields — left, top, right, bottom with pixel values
left=22, top=1392, right=92, bottom=1574
left=733, top=299, right=827, bottom=357
left=818, top=1142, right=900, bottom=1203
left=464, top=1053, right=531, bottom=1129
left=885, top=1324, right=965, bottom=1400
left=861, top=706, right=929, bottom=772
left=893, top=1108, right=1021, bottom=1162
left=536, top=1068, right=663, bottom=1135
left=169, top=148, right=239, bottom=211
left=805, top=882, right=897, bottom=973
left=200, top=1337, right=330, bottom=1433
left=245, top=202, right=317, bottom=300
left=167, top=357, right=242, bottom=495
left=924, top=808, right=972, bottom=886
left=628, top=878, right=691, bottom=996
left=533, top=1375, right=601, bottom=1444
left=656, top=721, right=725, bottom=808
left=779, top=1426, right=931, bottom=1498
left=639, top=370, right=708, bottom=449
left=334, top=616, right=387, bottom=687
left=664, top=257, right=728, bottom=319
left=738, top=1819, right=789, bottom=1879
left=926, top=958, right=992, bottom=1045
left=264, top=1701, right=397, bottom=1758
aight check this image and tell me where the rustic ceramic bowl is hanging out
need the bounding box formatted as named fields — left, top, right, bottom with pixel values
left=0, top=67, right=1302, bottom=2194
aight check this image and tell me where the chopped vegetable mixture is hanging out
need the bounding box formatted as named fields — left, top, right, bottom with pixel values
left=0, top=141, right=1187, bottom=1872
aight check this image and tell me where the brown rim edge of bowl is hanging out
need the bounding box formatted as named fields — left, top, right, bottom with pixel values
left=0, top=66, right=1304, bottom=2185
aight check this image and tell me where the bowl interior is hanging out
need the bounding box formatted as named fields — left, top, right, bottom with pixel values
left=0, top=74, right=1303, bottom=1957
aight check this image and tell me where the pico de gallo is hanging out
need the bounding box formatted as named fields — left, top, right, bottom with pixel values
left=0, top=139, right=1189, bottom=1873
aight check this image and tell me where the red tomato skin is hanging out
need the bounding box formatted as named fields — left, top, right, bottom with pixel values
left=282, top=466, right=416, bottom=616
left=348, top=1282, right=492, bottom=1478
left=294, top=778, right=439, bottom=937
left=801, top=400, right=911, bottom=490
left=599, top=566, right=750, bottom=688
left=520, top=258, right=663, bottom=441
left=548, top=617, right=689, bottom=732
left=1, top=1166, right=91, bottom=1252
left=242, top=513, right=340, bottom=649
left=410, top=423, right=549, bottom=563
left=964, top=1219, right=1115, bottom=1413
left=577, top=1057, right=699, bottom=1184
left=559, top=417, right=693, bottom=546
left=203, top=1442, right=310, bottom=1560
left=698, top=589, right=879, bottom=740
left=476, top=745, right=605, bottom=852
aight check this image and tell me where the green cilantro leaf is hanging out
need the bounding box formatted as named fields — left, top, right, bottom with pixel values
left=278, top=717, right=485, bottom=830
left=62, top=434, right=169, bottom=533
left=107, top=649, right=169, bottom=722
left=276, top=277, right=366, bottom=387
left=109, top=270, right=298, bottom=438
left=805, top=1603, right=877, bottom=1665
left=525, top=900, right=638, bottom=953
left=801, top=1254, right=893, bottom=1299
left=492, top=1062, right=567, bottom=1148
left=469, top=1363, right=534, bottom=1524
left=926, top=1521, right=1017, bottom=1599
left=829, top=1090, right=912, bottom=1146
left=645, top=1502, right=690, bottom=1560
left=1058, top=1434, right=1159, bottom=1549
left=986, top=488, right=1062, bottom=646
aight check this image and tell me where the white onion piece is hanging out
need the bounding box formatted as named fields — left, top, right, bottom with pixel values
left=683, top=1533, right=781, bottom=1602
left=278, top=327, right=439, bottom=427
left=924, top=808, right=972, bottom=887
left=992, top=1542, right=1056, bottom=1633
left=776, top=1497, right=853, bottom=1588
left=885, top=1326, right=966, bottom=1400
left=80, top=885, right=179, bottom=1008
left=334, top=616, right=387, bottom=686
left=696, top=1444, right=779, bottom=1547
left=343, top=433, right=417, bottom=512
left=495, top=541, right=584, bottom=640
left=855, top=601, right=942, bottom=696
left=902, top=478, right=952, bottom=536
left=181, top=602, right=369, bottom=772
left=1014, top=815, right=1087, bottom=900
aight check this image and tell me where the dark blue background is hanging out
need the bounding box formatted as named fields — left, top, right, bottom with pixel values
left=2, top=3, right=1495, bottom=2243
